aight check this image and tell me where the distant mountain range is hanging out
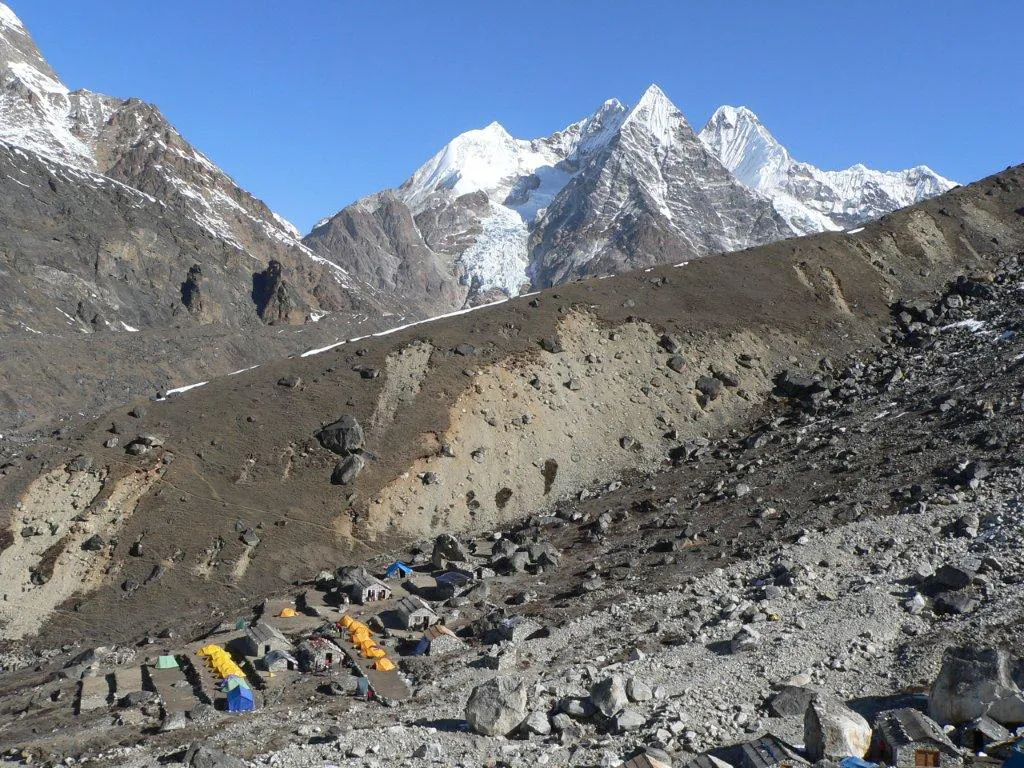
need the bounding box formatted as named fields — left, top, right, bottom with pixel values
left=0, top=1, right=956, bottom=338
left=698, top=105, right=955, bottom=235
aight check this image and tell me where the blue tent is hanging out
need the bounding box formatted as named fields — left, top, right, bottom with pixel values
left=385, top=561, right=413, bottom=579
left=1004, top=742, right=1024, bottom=768
left=226, top=680, right=255, bottom=713
left=435, top=570, right=471, bottom=587
left=840, top=758, right=877, bottom=768
left=411, top=637, right=430, bottom=656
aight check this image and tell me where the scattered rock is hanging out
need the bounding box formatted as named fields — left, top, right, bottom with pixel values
left=590, top=674, right=628, bottom=717
left=730, top=625, right=761, bottom=653
left=67, top=455, right=92, bottom=472
left=666, top=356, right=686, bottom=373
left=81, top=534, right=106, bottom=552
left=615, top=708, right=647, bottom=732
left=184, top=744, right=248, bottom=768
left=768, top=685, right=817, bottom=718
left=331, top=454, right=365, bottom=485
left=521, top=710, right=552, bottom=736
left=930, top=646, right=1024, bottom=725
left=539, top=336, right=563, bottom=353
left=696, top=376, right=725, bottom=400
left=804, top=693, right=872, bottom=760
left=659, top=334, right=682, bottom=354
left=316, top=415, right=365, bottom=455
left=432, top=533, right=467, bottom=568
left=464, top=677, right=528, bottom=737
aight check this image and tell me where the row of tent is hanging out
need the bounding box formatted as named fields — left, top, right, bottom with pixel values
left=338, top=614, right=396, bottom=672
left=197, top=645, right=254, bottom=713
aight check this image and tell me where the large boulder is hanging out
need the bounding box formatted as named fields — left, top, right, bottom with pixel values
left=331, top=455, right=365, bottom=485
left=316, top=415, right=364, bottom=456
left=465, top=677, right=528, bottom=736
left=590, top=674, right=629, bottom=717
left=929, top=646, right=1024, bottom=726
left=432, top=533, right=467, bottom=568
left=768, top=685, right=818, bottom=718
left=775, top=369, right=831, bottom=400
left=804, top=694, right=872, bottom=760
left=184, top=744, right=248, bottom=768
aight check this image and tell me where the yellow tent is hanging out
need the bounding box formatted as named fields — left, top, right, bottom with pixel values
left=374, top=658, right=396, bottom=672
left=350, top=628, right=372, bottom=645
left=338, top=615, right=353, bottom=629
left=278, top=608, right=298, bottom=618
left=197, top=645, right=246, bottom=681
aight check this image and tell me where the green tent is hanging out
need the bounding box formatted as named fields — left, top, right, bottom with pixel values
left=224, top=675, right=250, bottom=691
left=155, top=655, right=179, bottom=669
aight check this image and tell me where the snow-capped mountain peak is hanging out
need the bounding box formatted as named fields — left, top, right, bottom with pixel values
left=699, top=104, right=793, bottom=193
left=400, top=119, right=535, bottom=210
left=0, top=3, right=26, bottom=34
left=699, top=104, right=957, bottom=234
left=622, top=83, right=689, bottom=146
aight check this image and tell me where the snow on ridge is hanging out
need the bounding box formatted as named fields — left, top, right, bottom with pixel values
left=0, top=19, right=315, bottom=266
left=0, top=3, right=25, bottom=33
left=622, top=84, right=685, bottom=146
left=400, top=120, right=562, bottom=213
left=158, top=380, right=208, bottom=399
left=300, top=296, right=512, bottom=359
left=698, top=104, right=956, bottom=234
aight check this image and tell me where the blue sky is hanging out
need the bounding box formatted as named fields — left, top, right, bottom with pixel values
left=13, top=1, right=1021, bottom=232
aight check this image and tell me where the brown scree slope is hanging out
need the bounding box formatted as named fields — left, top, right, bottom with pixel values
left=0, top=164, right=1022, bottom=647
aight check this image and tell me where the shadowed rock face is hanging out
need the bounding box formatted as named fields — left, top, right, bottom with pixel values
left=929, top=646, right=1024, bottom=725
left=0, top=11, right=387, bottom=336
left=303, top=191, right=470, bottom=315
left=180, top=264, right=204, bottom=317
left=252, top=260, right=298, bottom=325
left=0, top=6, right=408, bottom=433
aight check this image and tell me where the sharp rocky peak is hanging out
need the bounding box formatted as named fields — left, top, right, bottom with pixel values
left=621, top=83, right=691, bottom=140
left=699, top=104, right=957, bottom=234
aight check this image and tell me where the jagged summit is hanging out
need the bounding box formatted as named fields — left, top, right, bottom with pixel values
left=0, top=2, right=23, bottom=29
left=308, top=85, right=792, bottom=298
left=620, top=83, right=690, bottom=146
left=699, top=104, right=957, bottom=234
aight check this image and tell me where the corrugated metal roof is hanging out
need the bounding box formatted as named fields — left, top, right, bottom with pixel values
left=396, top=595, right=435, bottom=619
left=246, top=621, right=288, bottom=646
left=424, top=623, right=458, bottom=641
left=876, top=708, right=958, bottom=754
left=623, top=755, right=672, bottom=768
left=741, top=736, right=808, bottom=768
